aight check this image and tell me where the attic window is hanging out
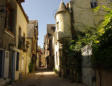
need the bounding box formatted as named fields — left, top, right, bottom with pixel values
left=90, top=0, right=97, bottom=8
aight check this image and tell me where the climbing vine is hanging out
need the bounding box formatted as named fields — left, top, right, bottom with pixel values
left=60, top=38, right=82, bottom=82
left=91, top=7, right=112, bottom=69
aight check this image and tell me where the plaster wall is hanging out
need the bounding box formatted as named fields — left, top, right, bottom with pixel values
left=15, top=3, right=28, bottom=80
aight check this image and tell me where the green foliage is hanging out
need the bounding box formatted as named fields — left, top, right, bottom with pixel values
left=91, top=7, right=112, bottom=69
left=60, top=38, right=82, bottom=82
left=71, top=6, right=112, bottom=69
left=92, top=19, right=112, bottom=69
left=62, top=6, right=112, bottom=70
left=60, top=6, right=112, bottom=82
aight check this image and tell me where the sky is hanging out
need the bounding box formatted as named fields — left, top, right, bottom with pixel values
left=22, top=0, right=70, bottom=48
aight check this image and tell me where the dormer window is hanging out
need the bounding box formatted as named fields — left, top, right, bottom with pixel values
left=90, top=0, right=97, bottom=8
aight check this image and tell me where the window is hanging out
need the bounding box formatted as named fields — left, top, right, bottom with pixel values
left=108, top=0, right=112, bottom=3
left=109, top=0, right=112, bottom=2
left=22, top=33, right=26, bottom=51
left=56, top=22, right=59, bottom=31
left=18, top=27, right=22, bottom=49
left=5, top=6, right=15, bottom=32
left=90, top=0, right=97, bottom=8
left=52, top=26, right=55, bottom=32
left=16, top=52, right=19, bottom=71
left=0, top=50, right=3, bottom=77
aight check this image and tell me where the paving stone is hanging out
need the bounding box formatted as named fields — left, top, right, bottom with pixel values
left=11, top=71, right=85, bottom=86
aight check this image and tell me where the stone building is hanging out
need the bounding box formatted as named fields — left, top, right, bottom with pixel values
left=15, top=1, right=29, bottom=80
left=27, top=20, right=38, bottom=72
left=70, top=0, right=112, bottom=34
left=38, top=48, right=46, bottom=68
left=36, top=46, right=42, bottom=68
left=54, top=1, right=72, bottom=73
left=44, top=24, right=55, bottom=70
left=0, top=0, right=30, bottom=81
left=44, top=34, right=49, bottom=63
left=54, top=0, right=112, bottom=86
left=0, top=0, right=18, bottom=80
left=70, top=0, right=112, bottom=86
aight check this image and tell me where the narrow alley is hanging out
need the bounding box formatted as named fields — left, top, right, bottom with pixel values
left=11, top=69, right=84, bottom=86
left=0, top=0, right=112, bottom=86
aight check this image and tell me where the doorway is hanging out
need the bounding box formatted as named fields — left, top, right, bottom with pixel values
left=0, top=50, right=3, bottom=78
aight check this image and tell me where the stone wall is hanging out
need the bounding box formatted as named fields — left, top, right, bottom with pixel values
left=71, top=0, right=109, bottom=33
left=55, top=11, right=72, bottom=38
left=14, top=3, right=28, bottom=80
left=81, top=45, right=96, bottom=86
left=0, top=0, right=7, bottom=48
left=96, top=70, right=112, bottom=86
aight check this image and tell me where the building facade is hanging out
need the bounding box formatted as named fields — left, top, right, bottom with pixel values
left=15, top=1, right=29, bottom=80
left=54, top=1, right=72, bottom=73
left=0, top=0, right=19, bottom=80
left=54, top=0, right=112, bottom=86
left=44, top=24, right=55, bottom=70
left=70, top=0, right=112, bottom=86
left=0, top=0, right=30, bottom=81
left=27, top=20, right=38, bottom=72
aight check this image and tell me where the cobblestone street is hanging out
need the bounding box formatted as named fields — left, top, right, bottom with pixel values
left=12, top=70, right=85, bottom=86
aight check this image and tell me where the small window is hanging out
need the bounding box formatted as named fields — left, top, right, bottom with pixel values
left=109, top=0, right=112, bottom=2
left=18, top=27, right=22, bottom=49
left=52, top=26, right=55, bottom=32
left=56, top=22, right=59, bottom=30
left=90, top=0, right=97, bottom=8
left=16, top=52, right=19, bottom=71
